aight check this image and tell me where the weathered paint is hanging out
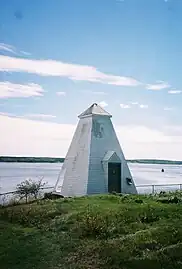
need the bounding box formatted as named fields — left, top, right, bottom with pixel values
left=54, top=103, right=137, bottom=196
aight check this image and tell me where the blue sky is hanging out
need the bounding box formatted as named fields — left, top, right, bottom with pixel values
left=0, top=0, right=182, bottom=159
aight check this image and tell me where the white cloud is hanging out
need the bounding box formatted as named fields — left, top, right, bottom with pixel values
left=117, top=125, right=171, bottom=144
left=0, top=43, right=17, bottom=54
left=56, top=91, right=66, bottom=96
left=0, top=55, right=140, bottom=87
left=129, top=102, right=149, bottom=109
left=0, top=43, right=31, bottom=56
left=146, top=81, right=170, bottom=90
left=120, top=104, right=130, bottom=109
left=0, top=112, right=15, bottom=117
left=168, top=90, right=181, bottom=94
left=20, top=51, right=31, bottom=56
left=23, top=114, right=56, bottom=119
left=139, top=104, right=148, bottom=109
left=1, top=114, right=182, bottom=160
left=99, top=101, right=108, bottom=107
left=0, top=81, right=44, bottom=99
left=0, top=112, right=56, bottom=120
left=0, top=115, right=74, bottom=157
left=120, top=103, right=148, bottom=109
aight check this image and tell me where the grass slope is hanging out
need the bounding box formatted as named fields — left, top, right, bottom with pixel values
left=1, top=193, right=182, bottom=269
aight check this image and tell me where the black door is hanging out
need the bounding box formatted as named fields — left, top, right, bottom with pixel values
left=108, top=163, right=121, bottom=193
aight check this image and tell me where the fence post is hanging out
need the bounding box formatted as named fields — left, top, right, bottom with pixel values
left=180, top=184, right=182, bottom=191
left=152, top=185, right=155, bottom=195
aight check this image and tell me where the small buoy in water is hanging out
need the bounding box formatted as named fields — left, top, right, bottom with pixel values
left=161, top=169, right=164, bottom=172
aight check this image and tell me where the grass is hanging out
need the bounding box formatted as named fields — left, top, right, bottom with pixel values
left=1, top=192, right=182, bottom=269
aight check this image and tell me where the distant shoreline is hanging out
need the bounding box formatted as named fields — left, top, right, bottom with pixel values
left=0, top=156, right=182, bottom=165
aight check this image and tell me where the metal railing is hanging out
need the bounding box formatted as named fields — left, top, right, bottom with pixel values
left=0, top=174, right=56, bottom=196
left=0, top=186, right=54, bottom=196
left=136, top=183, right=182, bottom=194
left=1, top=183, right=182, bottom=198
left=0, top=186, right=54, bottom=206
left=1, top=171, right=182, bottom=205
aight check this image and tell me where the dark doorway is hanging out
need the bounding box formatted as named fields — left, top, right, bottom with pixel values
left=108, top=163, right=121, bottom=193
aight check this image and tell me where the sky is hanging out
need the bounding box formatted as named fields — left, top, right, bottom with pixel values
left=0, top=0, right=182, bottom=160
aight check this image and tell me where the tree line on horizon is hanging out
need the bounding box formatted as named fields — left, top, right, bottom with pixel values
left=0, top=156, right=182, bottom=165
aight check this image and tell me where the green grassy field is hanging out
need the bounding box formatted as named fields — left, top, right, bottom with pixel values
left=1, top=192, right=182, bottom=269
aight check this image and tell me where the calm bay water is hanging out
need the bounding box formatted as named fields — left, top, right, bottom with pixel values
left=1, top=162, right=182, bottom=194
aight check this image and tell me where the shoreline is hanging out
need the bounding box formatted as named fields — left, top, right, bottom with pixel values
left=1, top=156, right=182, bottom=165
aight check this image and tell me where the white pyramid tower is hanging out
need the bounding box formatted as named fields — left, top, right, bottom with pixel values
left=54, top=103, right=137, bottom=196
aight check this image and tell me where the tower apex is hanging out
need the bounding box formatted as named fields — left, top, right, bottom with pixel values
left=78, top=103, right=112, bottom=118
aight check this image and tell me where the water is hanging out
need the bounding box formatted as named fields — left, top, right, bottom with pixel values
left=1, top=162, right=182, bottom=194
left=0, top=162, right=61, bottom=193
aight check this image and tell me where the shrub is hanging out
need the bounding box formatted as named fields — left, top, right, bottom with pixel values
left=139, top=206, right=160, bottom=224
left=73, top=206, right=111, bottom=239
left=159, top=191, right=167, bottom=196
left=157, top=196, right=181, bottom=204
left=16, top=177, right=46, bottom=203
left=135, top=199, right=143, bottom=204
left=0, top=201, right=67, bottom=228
